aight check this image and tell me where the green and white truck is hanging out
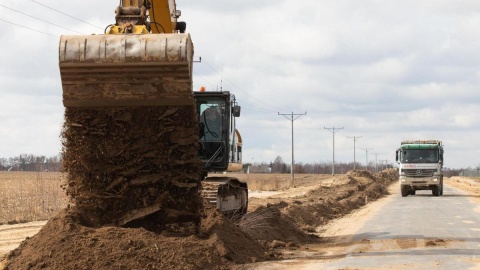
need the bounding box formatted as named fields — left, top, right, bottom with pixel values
left=395, top=140, right=444, bottom=197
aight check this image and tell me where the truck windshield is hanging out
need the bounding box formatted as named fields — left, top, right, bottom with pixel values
left=401, top=149, right=438, bottom=163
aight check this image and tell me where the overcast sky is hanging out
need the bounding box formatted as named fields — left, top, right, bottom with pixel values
left=1, top=0, right=479, bottom=168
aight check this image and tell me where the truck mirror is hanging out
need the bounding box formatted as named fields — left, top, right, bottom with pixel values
left=233, top=106, right=241, bottom=117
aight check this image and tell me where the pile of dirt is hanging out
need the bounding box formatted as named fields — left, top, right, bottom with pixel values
left=240, top=169, right=398, bottom=248
left=4, top=205, right=266, bottom=270
left=62, top=106, right=202, bottom=228
left=5, top=170, right=398, bottom=269
left=239, top=203, right=319, bottom=248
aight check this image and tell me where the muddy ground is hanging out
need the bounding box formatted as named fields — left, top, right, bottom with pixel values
left=2, top=170, right=399, bottom=269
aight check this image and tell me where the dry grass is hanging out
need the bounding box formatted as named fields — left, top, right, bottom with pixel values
left=224, top=173, right=333, bottom=191
left=0, top=172, right=68, bottom=224
left=224, top=173, right=295, bottom=191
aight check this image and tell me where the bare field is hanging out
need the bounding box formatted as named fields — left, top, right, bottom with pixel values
left=222, top=173, right=333, bottom=191
left=0, top=172, right=325, bottom=225
left=447, top=176, right=480, bottom=210
left=0, top=172, right=68, bottom=224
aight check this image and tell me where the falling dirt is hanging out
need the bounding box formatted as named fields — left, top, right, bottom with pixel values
left=61, top=106, right=203, bottom=229
left=3, top=169, right=400, bottom=269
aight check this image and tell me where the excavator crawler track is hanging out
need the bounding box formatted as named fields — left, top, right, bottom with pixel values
left=202, top=177, right=248, bottom=219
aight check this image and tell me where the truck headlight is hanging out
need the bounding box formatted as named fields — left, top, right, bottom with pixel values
left=400, top=176, right=406, bottom=182
left=432, top=177, right=438, bottom=182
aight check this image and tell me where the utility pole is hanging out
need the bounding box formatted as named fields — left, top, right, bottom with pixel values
left=371, top=152, right=382, bottom=173
left=278, top=112, right=307, bottom=187
left=347, top=136, right=362, bottom=170
left=380, top=160, right=389, bottom=170
left=324, top=127, right=344, bottom=175
left=360, top=147, right=372, bottom=172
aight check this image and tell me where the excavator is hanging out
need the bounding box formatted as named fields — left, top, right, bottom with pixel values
left=59, top=0, right=247, bottom=230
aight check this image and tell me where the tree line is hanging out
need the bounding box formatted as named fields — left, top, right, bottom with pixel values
left=247, top=156, right=462, bottom=176
left=0, top=154, right=463, bottom=176
left=0, top=154, right=63, bottom=172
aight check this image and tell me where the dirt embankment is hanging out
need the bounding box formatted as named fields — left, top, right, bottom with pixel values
left=447, top=176, right=480, bottom=207
left=3, top=169, right=398, bottom=270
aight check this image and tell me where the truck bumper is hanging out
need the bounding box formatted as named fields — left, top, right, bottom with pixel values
left=399, top=176, right=441, bottom=190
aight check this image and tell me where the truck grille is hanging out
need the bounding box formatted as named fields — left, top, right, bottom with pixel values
left=403, top=169, right=436, bottom=178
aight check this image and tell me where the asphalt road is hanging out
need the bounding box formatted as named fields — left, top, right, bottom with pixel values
left=247, top=183, right=480, bottom=269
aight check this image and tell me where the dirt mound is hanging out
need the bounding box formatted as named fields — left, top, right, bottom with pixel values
left=5, top=170, right=398, bottom=269
left=239, top=203, right=318, bottom=247
left=346, top=169, right=374, bottom=179
left=376, top=168, right=399, bottom=182
left=239, top=170, right=398, bottom=250
left=5, top=206, right=266, bottom=270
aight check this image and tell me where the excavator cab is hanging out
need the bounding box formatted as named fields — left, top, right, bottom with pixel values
left=195, top=91, right=247, bottom=218
left=195, top=91, right=242, bottom=172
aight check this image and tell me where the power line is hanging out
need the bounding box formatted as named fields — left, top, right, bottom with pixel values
left=1, top=4, right=84, bottom=34
left=193, top=71, right=216, bottom=90
left=360, top=147, right=373, bottom=172
left=0, top=18, right=57, bottom=38
left=201, top=59, right=279, bottom=113
left=238, top=102, right=276, bottom=113
left=347, top=136, right=362, bottom=170
left=278, top=112, right=307, bottom=187
left=30, top=0, right=103, bottom=30
left=325, top=127, right=344, bottom=175
left=371, top=152, right=383, bottom=173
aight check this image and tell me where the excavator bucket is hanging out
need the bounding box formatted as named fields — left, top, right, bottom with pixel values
left=59, top=33, right=194, bottom=107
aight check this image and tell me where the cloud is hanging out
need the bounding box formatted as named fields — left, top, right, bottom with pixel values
left=0, top=0, right=478, bottom=169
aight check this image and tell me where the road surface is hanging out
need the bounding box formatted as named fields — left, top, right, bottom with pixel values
left=246, top=182, right=480, bottom=269
left=0, top=220, right=47, bottom=257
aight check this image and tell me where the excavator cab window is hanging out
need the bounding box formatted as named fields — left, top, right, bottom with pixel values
left=197, top=98, right=228, bottom=167
left=199, top=104, right=224, bottom=141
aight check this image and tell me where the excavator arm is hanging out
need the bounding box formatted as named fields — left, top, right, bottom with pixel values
left=106, top=0, right=184, bottom=34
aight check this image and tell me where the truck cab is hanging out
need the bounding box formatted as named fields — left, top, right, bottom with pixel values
left=396, top=140, right=444, bottom=197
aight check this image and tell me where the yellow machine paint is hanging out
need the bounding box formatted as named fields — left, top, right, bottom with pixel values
left=106, top=0, right=178, bottom=34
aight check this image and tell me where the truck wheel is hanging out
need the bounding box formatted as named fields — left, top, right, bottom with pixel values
left=432, top=186, right=439, bottom=196
left=401, top=186, right=409, bottom=197
left=440, top=181, right=444, bottom=196
left=410, top=189, right=416, bottom=195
